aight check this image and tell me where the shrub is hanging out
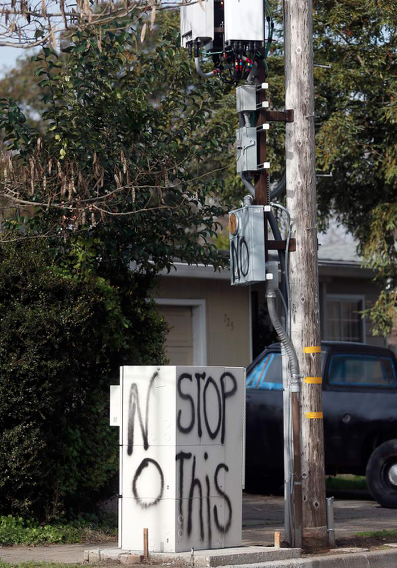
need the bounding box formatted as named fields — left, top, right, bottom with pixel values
left=0, top=514, right=117, bottom=545
left=0, top=238, right=167, bottom=521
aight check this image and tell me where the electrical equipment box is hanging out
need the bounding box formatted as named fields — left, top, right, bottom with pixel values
left=180, top=0, right=214, bottom=48
left=229, top=205, right=267, bottom=286
left=236, top=127, right=257, bottom=172
left=236, top=85, right=257, bottom=113
left=111, top=365, right=245, bottom=552
left=224, top=0, right=264, bottom=43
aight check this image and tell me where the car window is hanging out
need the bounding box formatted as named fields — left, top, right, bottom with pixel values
left=246, top=352, right=282, bottom=390
left=328, top=354, right=397, bottom=387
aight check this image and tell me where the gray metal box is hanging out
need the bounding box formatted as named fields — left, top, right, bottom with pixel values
left=180, top=0, right=214, bottom=47
left=229, top=205, right=267, bottom=286
left=236, top=127, right=257, bottom=173
left=236, top=85, right=257, bottom=113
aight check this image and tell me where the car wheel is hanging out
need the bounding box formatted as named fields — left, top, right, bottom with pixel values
left=366, top=439, right=397, bottom=508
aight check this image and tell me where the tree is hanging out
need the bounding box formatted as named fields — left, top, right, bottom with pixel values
left=0, top=12, right=232, bottom=273
left=311, top=0, right=397, bottom=335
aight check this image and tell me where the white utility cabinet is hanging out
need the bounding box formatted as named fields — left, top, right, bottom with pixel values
left=110, top=365, right=245, bottom=552
left=224, top=0, right=264, bottom=42
left=180, top=0, right=215, bottom=47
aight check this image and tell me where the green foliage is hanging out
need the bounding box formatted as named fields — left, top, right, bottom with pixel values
left=325, top=474, right=368, bottom=491
left=0, top=237, right=167, bottom=521
left=356, top=530, right=397, bottom=538
left=0, top=11, right=233, bottom=273
left=361, top=203, right=397, bottom=334
left=310, top=0, right=397, bottom=332
left=0, top=514, right=116, bottom=545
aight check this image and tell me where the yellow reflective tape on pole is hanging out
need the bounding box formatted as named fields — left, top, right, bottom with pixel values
left=303, top=346, right=321, bottom=354
left=306, top=412, right=323, bottom=419
left=303, top=377, right=322, bottom=385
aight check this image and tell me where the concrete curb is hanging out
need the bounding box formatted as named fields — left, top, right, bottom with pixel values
left=85, top=546, right=301, bottom=567
left=84, top=547, right=397, bottom=568
left=231, top=548, right=397, bottom=568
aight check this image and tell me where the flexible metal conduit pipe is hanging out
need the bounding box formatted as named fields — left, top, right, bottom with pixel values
left=194, top=57, right=216, bottom=78
left=266, top=289, right=299, bottom=377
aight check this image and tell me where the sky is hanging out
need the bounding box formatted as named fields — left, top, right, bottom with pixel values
left=0, top=46, right=27, bottom=78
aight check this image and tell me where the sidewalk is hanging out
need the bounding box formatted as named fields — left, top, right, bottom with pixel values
left=1, top=493, right=397, bottom=566
left=0, top=543, right=113, bottom=565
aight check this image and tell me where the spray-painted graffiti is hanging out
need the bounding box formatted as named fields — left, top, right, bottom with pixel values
left=116, top=366, right=244, bottom=552
left=176, top=372, right=237, bottom=443
left=231, top=236, right=250, bottom=283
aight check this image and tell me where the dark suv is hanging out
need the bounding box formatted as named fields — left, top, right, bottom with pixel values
left=245, top=341, right=397, bottom=508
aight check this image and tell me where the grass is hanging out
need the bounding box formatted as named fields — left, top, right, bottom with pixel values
left=0, top=515, right=117, bottom=546
left=356, top=530, right=397, bottom=538
left=325, top=474, right=368, bottom=491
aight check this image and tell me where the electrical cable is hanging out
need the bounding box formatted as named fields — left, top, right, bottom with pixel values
left=276, top=288, right=288, bottom=325
left=270, top=172, right=286, bottom=201
left=240, top=173, right=255, bottom=197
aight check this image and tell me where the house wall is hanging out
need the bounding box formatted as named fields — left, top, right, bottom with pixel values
left=251, top=271, right=385, bottom=357
left=155, top=276, right=251, bottom=367
left=321, top=276, right=385, bottom=347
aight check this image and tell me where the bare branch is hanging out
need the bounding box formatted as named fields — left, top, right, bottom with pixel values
left=0, top=0, right=198, bottom=48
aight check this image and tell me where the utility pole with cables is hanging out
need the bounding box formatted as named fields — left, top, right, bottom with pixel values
left=180, top=0, right=329, bottom=551
left=284, top=0, right=328, bottom=550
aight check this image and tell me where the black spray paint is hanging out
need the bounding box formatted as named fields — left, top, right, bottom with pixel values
left=132, top=458, right=164, bottom=508
left=231, top=236, right=250, bottom=283
left=175, top=450, right=233, bottom=542
left=187, top=456, right=204, bottom=540
left=213, top=463, right=232, bottom=533
left=220, top=372, right=237, bottom=444
left=203, top=377, right=222, bottom=440
left=175, top=451, right=192, bottom=529
left=127, top=371, right=158, bottom=455
left=177, top=373, right=195, bottom=434
left=176, top=371, right=238, bottom=445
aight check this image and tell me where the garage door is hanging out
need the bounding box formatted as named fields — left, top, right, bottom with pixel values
left=158, top=305, right=193, bottom=365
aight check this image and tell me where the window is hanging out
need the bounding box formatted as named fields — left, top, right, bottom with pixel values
left=328, top=354, right=397, bottom=387
left=247, top=350, right=327, bottom=390
left=326, top=295, right=364, bottom=342
left=246, top=353, right=282, bottom=390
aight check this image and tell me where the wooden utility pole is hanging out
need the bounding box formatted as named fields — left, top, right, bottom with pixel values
left=284, top=0, right=328, bottom=550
